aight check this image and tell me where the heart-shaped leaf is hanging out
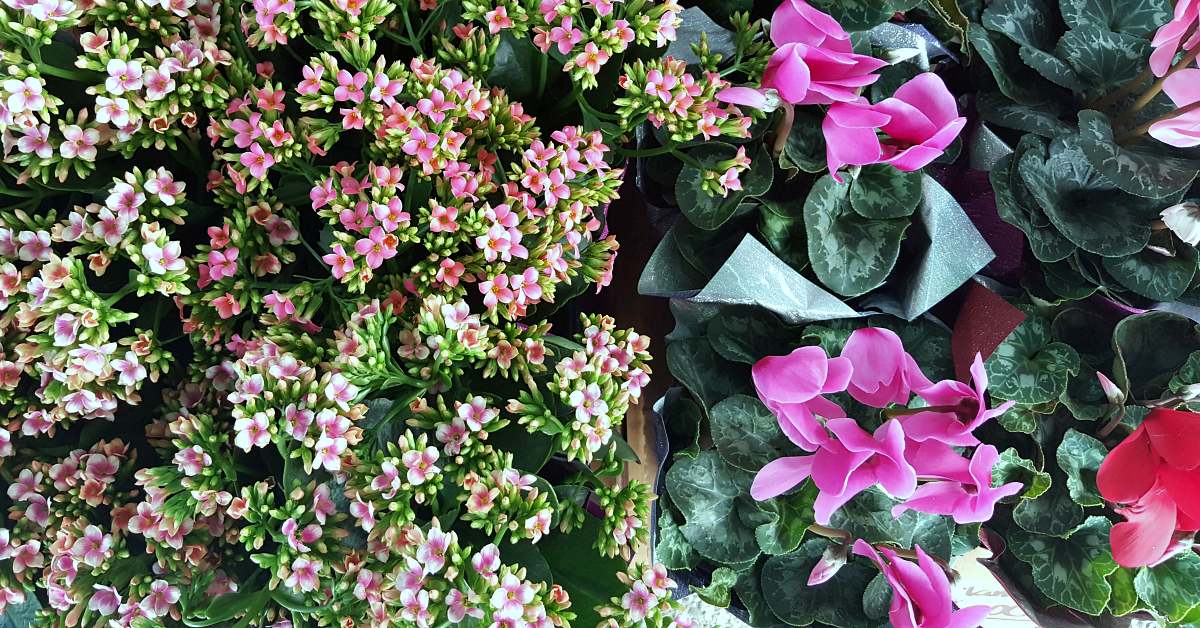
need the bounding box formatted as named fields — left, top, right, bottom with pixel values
left=755, top=481, right=820, bottom=555
left=710, top=395, right=805, bottom=472
left=1101, top=245, right=1198, bottom=302
left=1107, top=567, right=1141, bottom=616
left=758, top=209, right=810, bottom=273
left=849, top=164, right=923, bottom=219
left=1013, top=480, right=1086, bottom=537
left=1055, top=429, right=1107, bottom=507
left=1134, top=551, right=1200, bottom=622
left=977, top=92, right=1076, bottom=137
left=1008, top=516, right=1119, bottom=615
left=762, top=539, right=887, bottom=628
left=676, top=142, right=748, bottom=230
left=805, top=175, right=910, bottom=297
left=807, top=0, right=892, bottom=30
left=1056, top=26, right=1151, bottom=92
left=782, top=107, right=829, bottom=174
left=1059, top=0, right=1171, bottom=37
left=993, top=447, right=1052, bottom=499
left=666, top=337, right=754, bottom=415
left=1020, top=46, right=1090, bottom=93
left=695, top=567, right=739, bottom=607
left=1168, top=350, right=1200, bottom=395
left=969, top=28, right=1060, bottom=106
left=1078, top=109, right=1200, bottom=200
left=665, top=450, right=762, bottom=565
left=984, top=307, right=1082, bottom=404
left=983, top=0, right=1059, bottom=50
left=992, top=137, right=1077, bottom=263
left=1113, top=311, right=1200, bottom=399
left=708, top=305, right=807, bottom=364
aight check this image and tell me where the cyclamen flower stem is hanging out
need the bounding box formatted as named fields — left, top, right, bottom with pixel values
left=772, top=104, right=795, bottom=157
left=1088, top=65, right=1156, bottom=111
left=878, top=544, right=958, bottom=582
left=1115, top=46, right=1200, bottom=127
left=1115, top=100, right=1200, bottom=144
left=807, top=524, right=852, bottom=544
left=881, top=404, right=961, bottom=419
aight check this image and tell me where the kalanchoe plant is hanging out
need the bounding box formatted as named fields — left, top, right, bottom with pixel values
left=0, top=0, right=734, bottom=621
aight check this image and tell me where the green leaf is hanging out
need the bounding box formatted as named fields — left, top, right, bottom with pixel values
left=0, top=595, right=40, bottom=628
left=736, top=559, right=788, bottom=628
left=539, top=516, right=628, bottom=628
left=674, top=211, right=751, bottom=278
left=911, top=513, right=954, bottom=561
left=863, top=573, right=892, bottom=620
left=1043, top=259, right=1099, bottom=301
left=1113, top=311, right=1200, bottom=399
left=804, top=174, right=910, bottom=298
left=977, top=93, right=1075, bottom=137
left=488, top=32, right=538, bottom=101
left=1008, top=516, right=1119, bottom=615
left=708, top=305, right=806, bottom=364
left=807, top=0, right=892, bottom=30
left=742, top=141, right=775, bottom=197
left=1019, top=47, right=1090, bottom=93
left=1107, top=567, right=1140, bottom=616
left=849, top=164, right=923, bottom=219
left=997, top=403, right=1040, bottom=433
left=676, top=142, right=746, bottom=230
left=969, top=27, right=1058, bottom=106
left=762, top=540, right=886, bottom=628
left=1013, top=481, right=1086, bottom=537
left=1055, top=429, right=1107, bottom=507
left=488, top=424, right=555, bottom=473
left=993, top=447, right=1052, bottom=499
left=829, top=487, right=916, bottom=547
left=1168, top=350, right=1200, bottom=395
left=1056, top=26, right=1151, bottom=92
left=982, top=0, right=1058, bottom=50
left=664, top=394, right=702, bottom=459
left=782, top=107, right=829, bottom=174
left=1059, top=0, right=1171, bottom=37
left=1019, top=135, right=1157, bottom=257
left=755, top=481, right=820, bottom=555
left=1134, top=551, right=1200, bottom=622
left=1052, top=307, right=1116, bottom=366
left=984, top=308, right=1082, bottom=404
left=695, top=568, right=739, bottom=607
left=655, top=505, right=701, bottom=570
left=666, top=337, right=754, bottom=415
left=803, top=320, right=867, bottom=357
left=758, top=209, right=810, bottom=273
left=1078, top=109, right=1200, bottom=200
left=711, top=395, right=804, bottom=472
left=992, top=140, right=1077, bottom=263
left=665, top=450, right=762, bottom=564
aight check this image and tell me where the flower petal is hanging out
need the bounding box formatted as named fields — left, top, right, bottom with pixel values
left=1144, top=408, right=1200, bottom=470
left=751, top=455, right=815, bottom=501
left=1111, top=484, right=1178, bottom=568
left=1096, top=425, right=1156, bottom=505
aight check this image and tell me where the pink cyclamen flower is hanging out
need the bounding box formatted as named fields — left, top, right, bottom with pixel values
left=402, top=446, right=440, bottom=484
left=752, top=418, right=917, bottom=524
left=752, top=346, right=851, bottom=451
left=1150, top=69, right=1200, bottom=147
left=823, top=73, right=966, bottom=180
left=1150, top=0, right=1200, bottom=77
left=840, top=327, right=933, bottom=408
left=771, top=0, right=852, bottom=52
left=854, top=541, right=990, bottom=628
left=892, top=444, right=1023, bottom=524
left=901, top=353, right=1013, bottom=446
left=762, top=42, right=885, bottom=105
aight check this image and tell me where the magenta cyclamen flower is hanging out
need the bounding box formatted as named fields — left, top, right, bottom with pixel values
left=752, top=346, right=851, bottom=451
left=901, top=354, right=1013, bottom=446
left=1151, top=0, right=1200, bottom=76
left=762, top=42, right=886, bottom=105
left=752, top=418, right=917, bottom=524
left=853, top=541, right=990, bottom=628
left=841, top=327, right=932, bottom=408
left=1149, top=69, right=1200, bottom=148
left=892, top=445, right=1023, bottom=524
left=771, top=0, right=852, bottom=51
left=823, top=73, right=966, bottom=180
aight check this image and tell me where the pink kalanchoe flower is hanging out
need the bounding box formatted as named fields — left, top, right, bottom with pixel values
left=1150, top=0, right=1200, bottom=76
left=762, top=42, right=885, bottom=105
left=1149, top=69, right=1200, bottom=148
left=285, top=557, right=321, bottom=592
left=402, top=446, right=440, bottom=485
left=208, top=247, right=239, bottom=280
left=60, top=125, right=99, bottom=161
left=491, top=574, right=535, bottom=620
left=240, top=144, right=275, bottom=179
left=298, top=64, right=323, bottom=95
left=771, top=0, right=852, bottom=52
left=901, top=354, right=1014, bottom=446
left=840, top=327, right=932, bottom=408
left=89, top=585, right=121, bottom=616
left=853, top=541, right=990, bottom=628
left=323, top=243, right=355, bottom=279
left=752, top=419, right=917, bottom=524
left=752, top=346, right=851, bottom=451
left=823, top=74, right=966, bottom=179
left=892, top=444, right=1023, bottom=524
left=354, top=226, right=398, bottom=269
left=334, top=70, right=368, bottom=103
left=234, top=412, right=271, bottom=451
left=138, top=580, right=180, bottom=619
left=569, top=382, right=608, bottom=422
left=173, top=445, right=211, bottom=476
left=213, top=293, right=242, bottom=319
left=621, top=580, right=658, bottom=623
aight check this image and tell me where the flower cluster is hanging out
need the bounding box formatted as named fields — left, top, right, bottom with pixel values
left=751, top=327, right=1023, bottom=527
left=617, top=56, right=755, bottom=144
left=597, top=563, right=692, bottom=628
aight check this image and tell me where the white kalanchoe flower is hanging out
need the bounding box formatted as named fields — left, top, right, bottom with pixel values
left=1160, top=202, right=1200, bottom=245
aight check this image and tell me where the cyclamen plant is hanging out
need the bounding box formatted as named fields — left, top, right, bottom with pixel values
left=0, top=0, right=742, bottom=620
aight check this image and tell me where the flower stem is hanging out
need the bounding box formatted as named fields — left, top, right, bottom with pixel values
left=103, top=281, right=138, bottom=306
left=1115, top=46, right=1200, bottom=127
left=612, top=141, right=679, bottom=158
left=36, top=62, right=101, bottom=83
left=882, top=404, right=959, bottom=419
left=878, top=544, right=959, bottom=582
left=1088, top=65, right=1156, bottom=111
left=1115, top=100, right=1200, bottom=145
left=807, top=524, right=852, bottom=544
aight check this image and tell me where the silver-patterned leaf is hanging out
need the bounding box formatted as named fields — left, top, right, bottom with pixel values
left=1008, top=516, right=1119, bottom=615
left=804, top=175, right=909, bottom=298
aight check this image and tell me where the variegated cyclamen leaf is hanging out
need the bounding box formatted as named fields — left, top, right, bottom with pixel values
left=1133, top=551, right=1200, bottom=622
left=762, top=540, right=886, bottom=628
left=1055, top=429, right=1107, bottom=507
left=676, top=142, right=746, bottom=230
left=969, top=28, right=1060, bottom=106
left=1013, top=481, right=1085, bottom=537
left=655, top=506, right=701, bottom=570
left=977, top=93, right=1076, bottom=138
left=992, top=137, right=1078, bottom=263
left=664, top=451, right=762, bottom=565
left=1008, top=516, right=1119, bottom=615
left=806, top=0, right=892, bottom=30
left=666, top=337, right=754, bottom=415
left=1078, top=109, right=1200, bottom=200
left=1102, top=246, right=1197, bottom=303
left=992, top=447, right=1052, bottom=499
left=1059, top=0, right=1171, bottom=37
left=849, top=164, right=923, bottom=220
left=982, top=0, right=1058, bottom=50
left=710, top=395, right=803, bottom=472
left=984, top=309, right=1081, bottom=404
left=755, top=481, right=820, bottom=556
left=1019, top=47, right=1090, bottom=93
left=804, top=175, right=909, bottom=298
left=1056, top=26, right=1150, bottom=92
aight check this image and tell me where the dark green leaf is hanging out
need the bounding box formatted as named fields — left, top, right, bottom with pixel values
left=992, top=141, right=1077, bottom=263
left=736, top=558, right=788, bottom=628
left=829, top=487, right=916, bottom=546
left=489, top=32, right=538, bottom=101
left=0, top=596, right=40, bottom=628
left=1107, top=567, right=1140, bottom=616
left=755, top=481, right=820, bottom=555
left=863, top=573, right=892, bottom=620
left=982, top=0, right=1058, bottom=50
left=803, top=320, right=867, bottom=357
left=1055, top=429, right=1107, bottom=507
left=665, top=451, right=762, bottom=564
left=1013, top=481, right=1086, bottom=537
left=1008, top=516, right=1119, bottom=615
left=993, top=447, right=1052, bottom=499
left=708, top=305, right=807, bottom=364
left=985, top=308, right=1082, bottom=404
left=539, top=516, right=627, bottom=628
left=762, top=540, right=887, bottom=628
left=742, top=141, right=775, bottom=197
left=911, top=513, right=954, bottom=561
left=1056, top=27, right=1151, bottom=92
left=1168, top=350, right=1200, bottom=395
left=1059, top=0, right=1171, bottom=37
left=783, top=107, right=830, bottom=174
left=977, top=93, right=1075, bottom=137
left=666, top=337, right=754, bottom=415
left=804, top=175, right=910, bottom=297
left=807, top=0, right=893, bottom=30
left=969, top=28, right=1057, bottom=106
left=1019, top=47, right=1089, bottom=93
left=711, top=395, right=805, bottom=472
left=758, top=209, right=810, bottom=273
left=1134, top=551, right=1200, bottom=622
left=656, top=506, right=701, bottom=570
left=664, top=393, right=702, bottom=459
left=868, top=62, right=923, bottom=103
left=676, top=142, right=747, bottom=230
left=849, top=164, right=923, bottom=219
left=1078, top=109, right=1200, bottom=200
left=1113, top=311, right=1200, bottom=399
left=997, top=403, right=1041, bottom=434
left=675, top=211, right=751, bottom=277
